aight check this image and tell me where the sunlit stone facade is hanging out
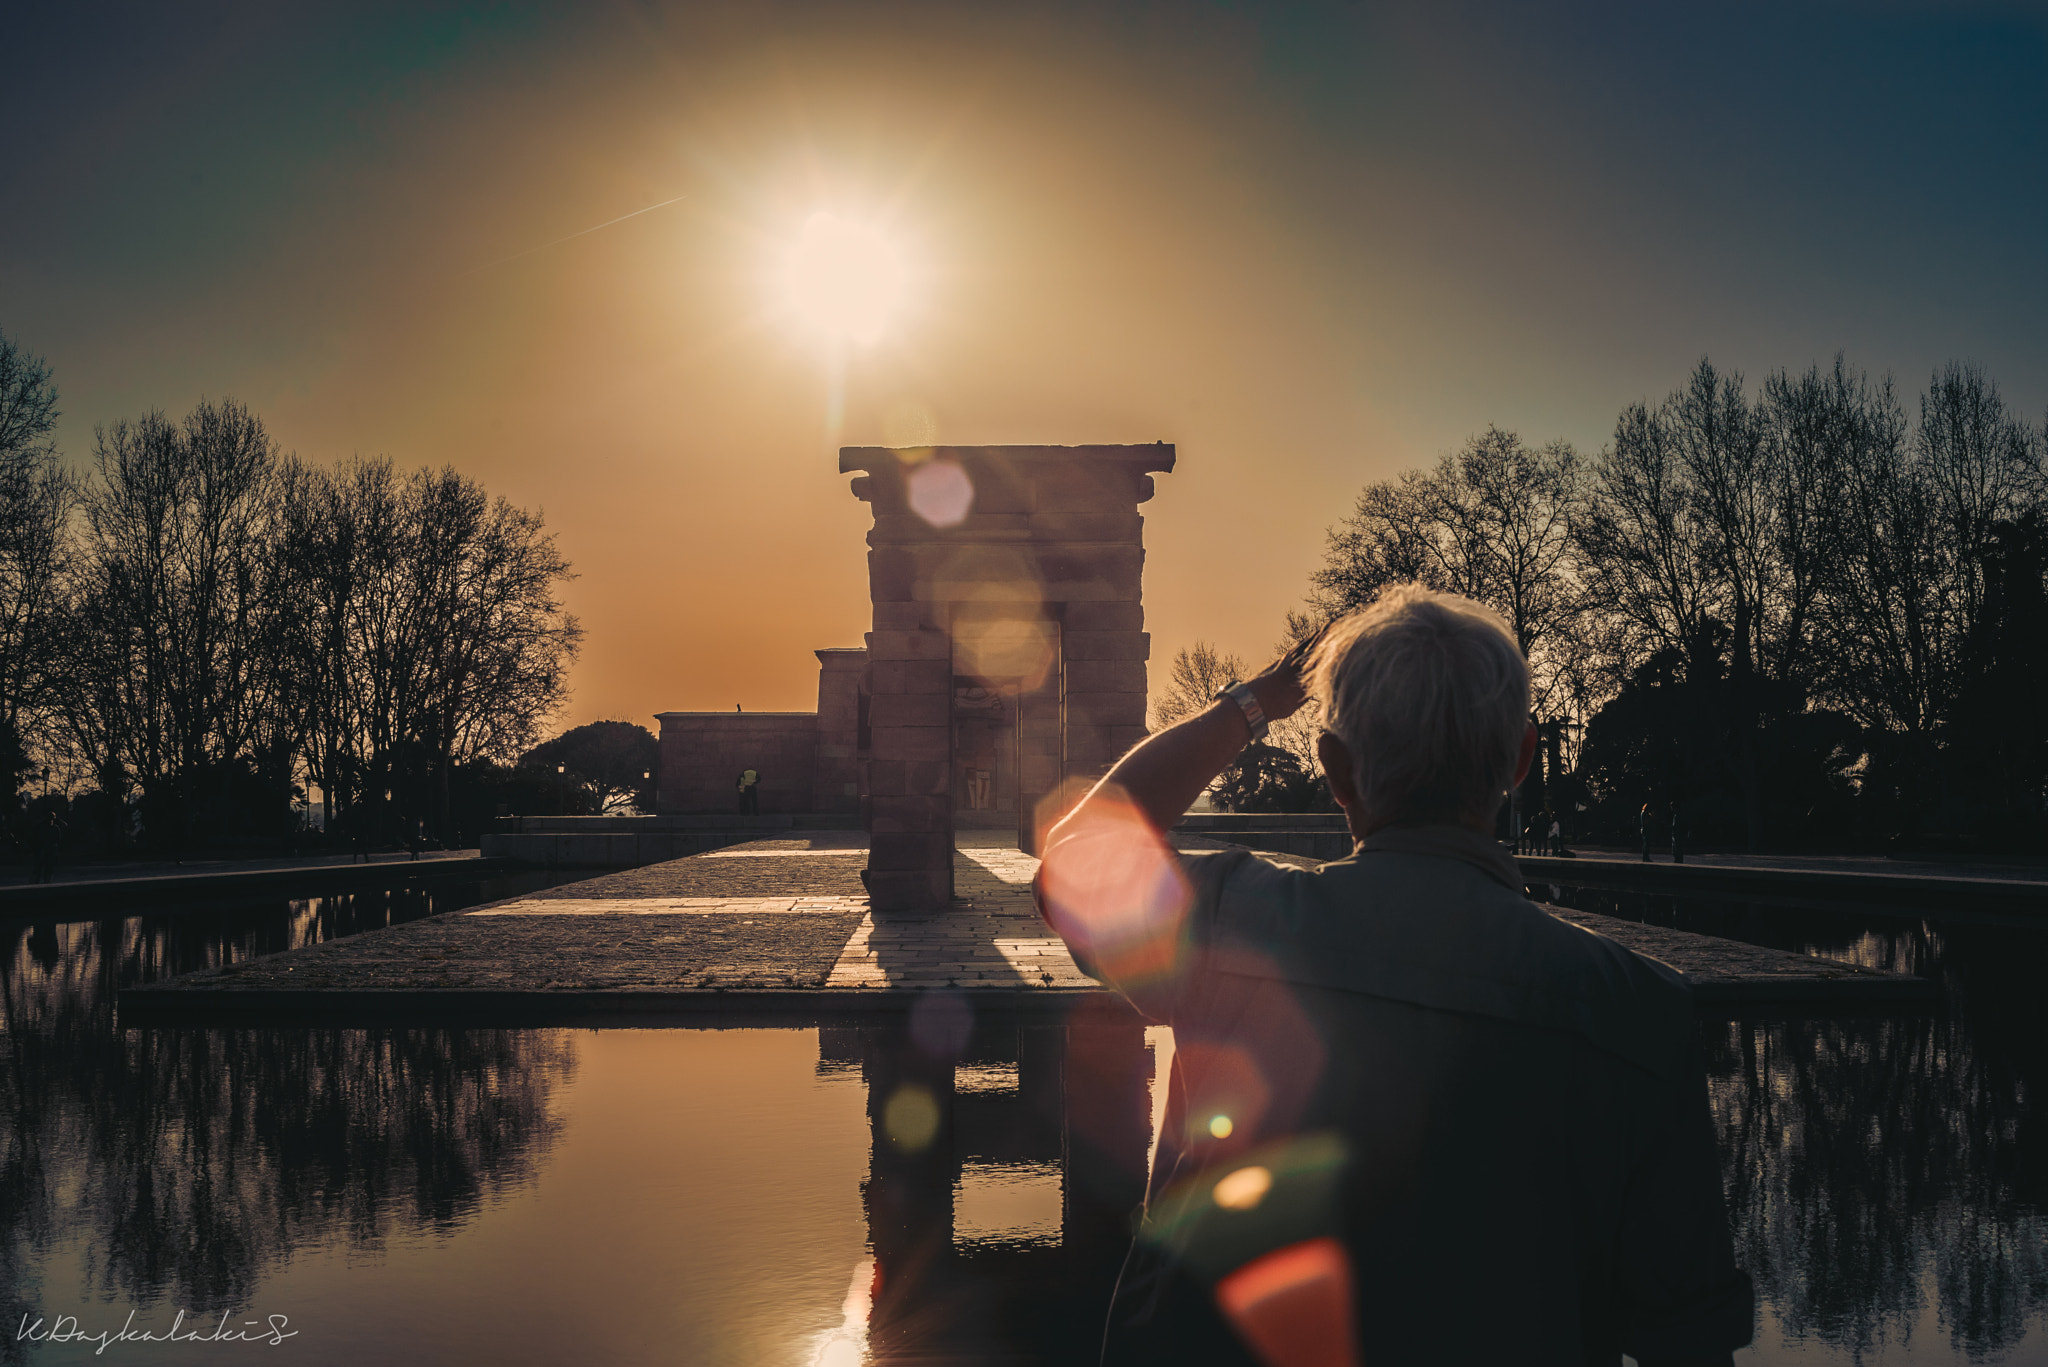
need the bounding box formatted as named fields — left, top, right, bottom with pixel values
left=653, top=443, right=1171, bottom=910
left=842, top=444, right=1174, bottom=911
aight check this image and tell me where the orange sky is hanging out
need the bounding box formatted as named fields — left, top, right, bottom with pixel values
left=9, top=2, right=2045, bottom=732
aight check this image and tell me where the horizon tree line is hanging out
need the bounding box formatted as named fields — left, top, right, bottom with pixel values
left=0, top=326, right=583, bottom=852
left=1167, top=354, right=2048, bottom=850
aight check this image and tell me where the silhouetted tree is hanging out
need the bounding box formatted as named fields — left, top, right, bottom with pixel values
left=21, top=389, right=580, bottom=854
left=1209, top=741, right=1332, bottom=814
left=286, top=457, right=582, bottom=846
left=0, top=329, right=76, bottom=811
left=521, top=719, right=658, bottom=812
left=58, top=400, right=298, bottom=850
left=1313, top=425, right=1588, bottom=718
left=1303, top=355, right=2044, bottom=849
left=1150, top=640, right=1246, bottom=730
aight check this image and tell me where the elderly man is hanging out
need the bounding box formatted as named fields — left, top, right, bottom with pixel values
left=1038, top=585, right=1752, bottom=1367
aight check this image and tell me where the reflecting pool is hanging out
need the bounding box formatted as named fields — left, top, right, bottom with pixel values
left=4, top=879, right=2045, bottom=1364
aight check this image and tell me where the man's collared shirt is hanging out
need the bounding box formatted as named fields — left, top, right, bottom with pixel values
left=1049, top=823, right=1753, bottom=1367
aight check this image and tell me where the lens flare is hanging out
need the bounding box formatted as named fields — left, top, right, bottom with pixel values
left=1037, top=789, right=1193, bottom=990
left=907, top=458, right=974, bottom=527
left=883, top=1083, right=941, bottom=1152
left=1213, top=1164, right=1272, bottom=1210
left=1214, top=1238, right=1359, bottom=1367
left=1209, top=1114, right=1235, bottom=1140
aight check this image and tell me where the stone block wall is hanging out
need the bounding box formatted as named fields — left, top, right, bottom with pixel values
left=842, top=443, right=1173, bottom=910
left=653, top=711, right=820, bottom=814
left=654, top=650, right=867, bottom=814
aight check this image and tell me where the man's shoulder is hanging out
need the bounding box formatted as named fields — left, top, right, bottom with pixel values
left=1187, top=845, right=1695, bottom=1076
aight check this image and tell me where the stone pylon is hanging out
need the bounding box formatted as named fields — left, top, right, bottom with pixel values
left=842, top=444, right=1174, bottom=912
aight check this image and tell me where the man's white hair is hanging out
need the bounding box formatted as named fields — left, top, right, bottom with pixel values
left=1310, top=583, right=1530, bottom=824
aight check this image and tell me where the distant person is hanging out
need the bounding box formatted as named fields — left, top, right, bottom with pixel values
left=736, top=768, right=761, bottom=816
left=1038, top=584, right=1751, bottom=1366
left=30, top=808, right=64, bottom=884
left=1548, top=811, right=1563, bottom=856
left=1640, top=802, right=1654, bottom=862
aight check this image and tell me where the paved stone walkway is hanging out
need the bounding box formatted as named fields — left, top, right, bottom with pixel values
left=823, top=846, right=1095, bottom=990
left=120, top=833, right=1931, bottom=1018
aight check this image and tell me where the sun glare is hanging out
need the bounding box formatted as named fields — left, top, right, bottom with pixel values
left=782, top=212, right=907, bottom=346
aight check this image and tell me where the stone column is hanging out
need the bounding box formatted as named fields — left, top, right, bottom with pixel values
left=844, top=444, right=1173, bottom=909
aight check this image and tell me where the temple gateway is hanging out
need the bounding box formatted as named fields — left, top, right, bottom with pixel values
left=655, top=443, right=1174, bottom=911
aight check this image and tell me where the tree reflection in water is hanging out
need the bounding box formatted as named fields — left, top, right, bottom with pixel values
left=1551, top=886, right=2048, bottom=1360
left=0, top=884, right=575, bottom=1361
left=7, top=876, right=2046, bottom=1365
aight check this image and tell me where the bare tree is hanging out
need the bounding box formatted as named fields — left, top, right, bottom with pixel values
left=1813, top=364, right=2042, bottom=820
left=62, top=401, right=294, bottom=833
left=1313, top=426, right=1587, bottom=715
left=1309, top=468, right=1451, bottom=608
left=1151, top=640, right=1247, bottom=729
left=285, top=457, right=580, bottom=842
left=1576, top=388, right=1723, bottom=680
left=1917, top=362, right=2040, bottom=637
left=1577, top=360, right=1857, bottom=847
left=0, top=330, right=76, bottom=783
left=46, top=397, right=579, bottom=852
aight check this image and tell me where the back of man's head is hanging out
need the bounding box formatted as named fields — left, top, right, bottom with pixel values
left=1311, top=584, right=1530, bottom=827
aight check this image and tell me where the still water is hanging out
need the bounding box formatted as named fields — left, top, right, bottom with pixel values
left=4, top=878, right=2046, bottom=1364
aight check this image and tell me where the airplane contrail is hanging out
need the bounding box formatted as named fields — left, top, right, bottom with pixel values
left=463, top=193, right=692, bottom=274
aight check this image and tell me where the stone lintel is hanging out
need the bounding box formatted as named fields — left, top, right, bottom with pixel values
left=844, top=445, right=1174, bottom=518
left=840, top=443, right=1176, bottom=476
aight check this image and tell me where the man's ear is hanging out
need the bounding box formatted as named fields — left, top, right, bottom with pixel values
left=1317, top=732, right=1360, bottom=811
left=1513, top=723, right=1538, bottom=787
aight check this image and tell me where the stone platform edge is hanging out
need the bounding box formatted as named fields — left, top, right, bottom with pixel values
left=116, top=958, right=1928, bottom=1024
left=0, top=855, right=520, bottom=917
left=117, top=984, right=1117, bottom=1026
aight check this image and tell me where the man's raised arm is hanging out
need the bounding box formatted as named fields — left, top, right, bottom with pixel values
left=1044, top=633, right=1321, bottom=848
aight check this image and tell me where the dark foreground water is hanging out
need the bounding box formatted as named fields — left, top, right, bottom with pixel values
left=4, top=878, right=2045, bottom=1365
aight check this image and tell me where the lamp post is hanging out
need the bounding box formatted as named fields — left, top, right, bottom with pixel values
left=557, top=764, right=567, bottom=816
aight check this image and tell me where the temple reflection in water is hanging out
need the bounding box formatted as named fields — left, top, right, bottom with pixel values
left=821, top=1002, right=1156, bottom=1363
left=7, top=884, right=2048, bottom=1364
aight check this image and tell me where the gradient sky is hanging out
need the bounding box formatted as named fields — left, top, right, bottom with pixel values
left=5, top=0, right=2045, bottom=729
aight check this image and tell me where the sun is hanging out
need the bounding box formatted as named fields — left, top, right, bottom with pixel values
left=779, top=212, right=909, bottom=347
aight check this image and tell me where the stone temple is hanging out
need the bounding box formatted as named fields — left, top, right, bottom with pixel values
left=655, top=444, right=1174, bottom=911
